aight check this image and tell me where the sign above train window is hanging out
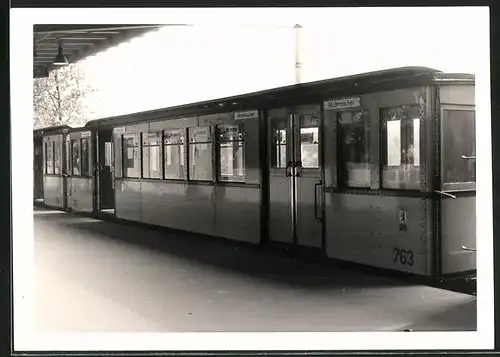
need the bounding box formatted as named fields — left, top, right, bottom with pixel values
left=81, top=131, right=91, bottom=138
left=234, top=110, right=259, bottom=120
left=114, top=127, right=126, bottom=134
left=324, top=97, right=361, bottom=110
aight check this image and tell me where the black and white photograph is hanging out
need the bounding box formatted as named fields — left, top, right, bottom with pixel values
left=8, top=5, right=493, bottom=352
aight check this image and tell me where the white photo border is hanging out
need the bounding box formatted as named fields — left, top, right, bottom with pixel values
left=10, top=6, right=494, bottom=351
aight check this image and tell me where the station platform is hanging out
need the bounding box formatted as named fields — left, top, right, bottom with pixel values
left=33, top=206, right=477, bottom=333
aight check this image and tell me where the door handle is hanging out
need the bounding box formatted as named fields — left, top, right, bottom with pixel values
left=461, top=245, right=477, bottom=252
left=285, top=161, right=293, bottom=177
left=434, top=190, right=456, bottom=199
left=295, top=161, right=303, bottom=177
left=314, top=180, right=322, bottom=222
left=461, top=155, right=476, bottom=160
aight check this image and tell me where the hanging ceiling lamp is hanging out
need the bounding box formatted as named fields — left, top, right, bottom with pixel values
left=53, top=41, right=69, bottom=66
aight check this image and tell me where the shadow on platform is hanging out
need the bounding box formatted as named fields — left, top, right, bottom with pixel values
left=34, top=206, right=417, bottom=291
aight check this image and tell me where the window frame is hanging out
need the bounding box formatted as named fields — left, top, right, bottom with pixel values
left=67, top=136, right=92, bottom=178
left=44, top=142, right=47, bottom=174
left=216, top=123, right=245, bottom=183
left=440, top=104, right=476, bottom=192
left=80, top=137, right=91, bottom=177
left=121, top=133, right=141, bottom=179
left=270, top=117, right=288, bottom=170
left=336, top=109, right=371, bottom=188
left=141, top=131, right=163, bottom=180
left=298, top=113, right=320, bottom=170
left=70, top=138, right=81, bottom=176
left=44, top=141, right=54, bottom=175
left=187, top=126, right=214, bottom=182
left=380, top=104, right=423, bottom=191
left=64, top=137, right=71, bottom=176
left=163, top=128, right=186, bottom=180
left=104, top=141, right=113, bottom=168
left=53, top=140, right=62, bottom=175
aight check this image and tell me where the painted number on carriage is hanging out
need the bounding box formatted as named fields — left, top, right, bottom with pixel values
left=393, top=247, right=414, bottom=266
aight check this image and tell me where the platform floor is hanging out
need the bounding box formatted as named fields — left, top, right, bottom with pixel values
left=33, top=207, right=477, bottom=333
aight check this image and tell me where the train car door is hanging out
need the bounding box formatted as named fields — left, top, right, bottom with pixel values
left=63, top=134, right=70, bottom=210
left=267, top=104, right=323, bottom=249
left=437, top=103, right=476, bottom=276
left=33, top=136, right=44, bottom=201
left=42, top=133, right=67, bottom=209
left=96, top=128, right=115, bottom=212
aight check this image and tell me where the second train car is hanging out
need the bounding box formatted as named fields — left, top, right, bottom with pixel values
left=34, top=66, right=477, bottom=279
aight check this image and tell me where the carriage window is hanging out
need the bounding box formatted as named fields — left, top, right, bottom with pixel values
left=81, top=138, right=90, bottom=176
left=381, top=105, right=421, bottom=190
left=53, top=141, right=61, bottom=175
left=104, top=142, right=113, bottom=167
left=188, top=127, right=213, bottom=181
left=45, top=142, right=54, bottom=174
left=164, top=129, right=185, bottom=180
left=271, top=118, right=287, bottom=169
left=122, top=134, right=141, bottom=178
left=43, top=143, right=46, bottom=172
left=300, top=114, right=320, bottom=168
left=142, top=132, right=162, bottom=179
left=218, top=124, right=244, bottom=182
left=71, top=139, right=81, bottom=176
left=338, top=110, right=370, bottom=187
left=34, top=145, right=42, bottom=170
left=65, top=139, right=70, bottom=175
left=442, top=109, right=476, bottom=186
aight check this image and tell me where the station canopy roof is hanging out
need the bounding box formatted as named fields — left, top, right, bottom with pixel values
left=33, top=24, right=165, bottom=78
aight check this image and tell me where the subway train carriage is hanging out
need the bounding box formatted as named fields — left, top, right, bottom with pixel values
left=34, top=66, right=476, bottom=279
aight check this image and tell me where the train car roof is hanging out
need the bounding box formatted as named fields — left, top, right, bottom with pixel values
left=33, top=125, right=72, bottom=135
left=432, top=72, right=476, bottom=82
left=32, top=66, right=472, bottom=132
left=84, top=66, right=444, bottom=129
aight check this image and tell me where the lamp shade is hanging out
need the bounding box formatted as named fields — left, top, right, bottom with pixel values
left=53, top=42, right=69, bottom=66
left=53, top=52, right=69, bottom=66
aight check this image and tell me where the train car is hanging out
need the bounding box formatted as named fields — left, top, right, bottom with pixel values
left=34, top=129, right=44, bottom=202
left=34, top=125, right=71, bottom=208
left=64, top=127, right=96, bottom=213
left=34, top=66, right=476, bottom=279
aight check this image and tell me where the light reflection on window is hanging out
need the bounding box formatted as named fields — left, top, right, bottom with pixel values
left=218, top=124, right=244, bottom=182
left=413, top=118, right=420, bottom=166
left=164, top=129, right=185, bottom=180
left=45, top=142, right=54, bottom=174
left=271, top=116, right=288, bottom=169
left=189, top=127, right=212, bottom=181
left=54, top=141, right=61, bottom=175
left=387, top=120, right=401, bottom=166
left=142, top=132, right=162, bottom=179
left=123, top=134, right=141, bottom=178
left=275, top=129, right=287, bottom=168
left=382, top=105, right=421, bottom=190
left=104, top=142, right=113, bottom=167
left=300, top=114, right=319, bottom=169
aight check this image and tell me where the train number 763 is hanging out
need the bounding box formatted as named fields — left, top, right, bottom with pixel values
left=393, top=247, right=414, bottom=267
